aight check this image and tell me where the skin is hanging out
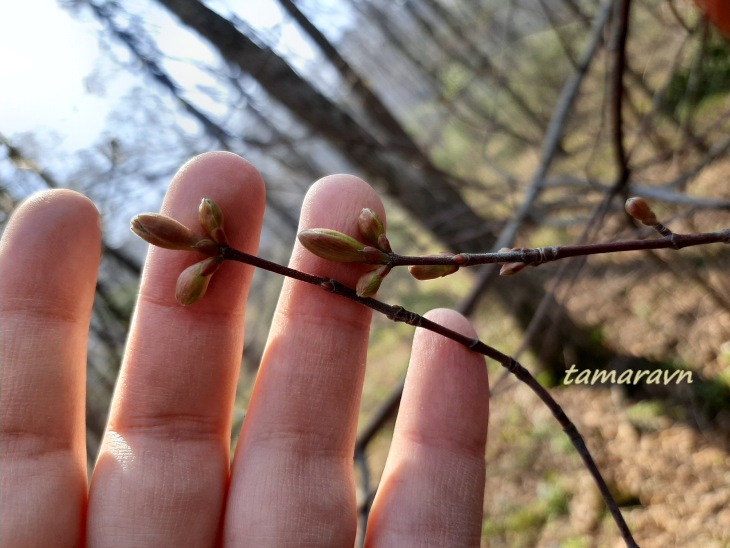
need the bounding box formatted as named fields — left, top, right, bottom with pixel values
left=0, top=152, right=490, bottom=547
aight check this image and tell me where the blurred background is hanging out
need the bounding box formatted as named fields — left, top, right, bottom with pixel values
left=1, top=0, right=729, bottom=545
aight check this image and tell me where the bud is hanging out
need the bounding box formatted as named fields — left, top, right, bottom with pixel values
left=199, top=198, right=227, bottom=244
left=356, top=265, right=391, bottom=298
left=408, top=253, right=459, bottom=280
left=377, top=234, right=392, bottom=254
left=131, top=213, right=219, bottom=255
left=175, top=257, right=222, bottom=306
left=358, top=208, right=391, bottom=252
left=298, top=229, right=390, bottom=264
left=497, top=247, right=528, bottom=276
left=625, top=197, right=658, bottom=226
left=499, top=262, right=528, bottom=276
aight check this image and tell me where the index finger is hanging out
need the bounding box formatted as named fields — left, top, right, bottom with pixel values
left=0, top=190, right=102, bottom=546
left=88, top=152, right=266, bottom=546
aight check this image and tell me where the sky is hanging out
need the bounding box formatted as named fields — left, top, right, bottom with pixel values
left=0, top=0, right=329, bottom=155
left=0, top=0, right=112, bottom=150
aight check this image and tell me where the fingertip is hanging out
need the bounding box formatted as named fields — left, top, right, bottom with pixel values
left=303, top=174, right=384, bottom=219
left=141, top=152, right=266, bottom=310
left=293, top=174, right=386, bottom=285
left=405, top=307, right=489, bottom=453
left=4, top=188, right=102, bottom=249
left=165, top=151, right=266, bottom=249
left=1, top=189, right=102, bottom=314
left=422, top=307, right=479, bottom=338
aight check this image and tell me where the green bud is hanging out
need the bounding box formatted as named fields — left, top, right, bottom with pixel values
left=131, top=213, right=219, bottom=254
left=199, top=198, right=227, bottom=244
left=625, top=197, right=658, bottom=226
left=298, top=229, right=390, bottom=264
left=356, top=265, right=391, bottom=298
left=358, top=208, right=391, bottom=252
left=408, top=253, right=459, bottom=280
left=175, top=257, right=222, bottom=306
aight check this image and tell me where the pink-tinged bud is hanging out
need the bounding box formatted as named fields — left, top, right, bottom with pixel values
left=199, top=198, right=227, bottom=245
left=625, top=197, right=658, bottom=226
left=377, top=234, right=393, bottom=254
left=175, top=257, right=222, bottom=306
left=298, top=229, right=389, bottom=264
left=362, top=246, right=391, bottom=264
left=498, top=247, right=531, bottom=276
left=131, top=213, right=218, bottom=254
left=358, top=208, right=391, bottom=252
left=408, top=253, right=459, bottom=280
left=356, top=265, right=391, bottom=298
left=499, top=262, right=528, bottom=276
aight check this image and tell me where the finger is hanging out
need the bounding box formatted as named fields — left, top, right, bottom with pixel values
left=87, top=152, right=265, bottom=546
left=224, top=175, right=385, bottom=545
left=366, top=309, right=489, bottom=547
left=0, top=190, right=101, bottom=546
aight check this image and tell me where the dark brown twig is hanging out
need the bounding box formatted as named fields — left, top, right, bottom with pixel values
left=220, top=244, right=639, bottom=547
left=388, top=229, right=730, bottom=268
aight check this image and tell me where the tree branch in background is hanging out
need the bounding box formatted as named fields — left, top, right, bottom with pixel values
left=611, top=0, right=633, bottom=189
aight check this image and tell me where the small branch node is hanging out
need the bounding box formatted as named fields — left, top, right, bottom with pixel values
left=453, top=253, right=469, bottom=266
left=666, top=232, right=681, bottom=249
left=386, top=305, right=422, bottom=326
left=536, top=246, right=559, bottom=264
left=505, top=357, right=519, bottom=374
left=653, top=223, right=674, bottom=240
left=320, top=280, right=336, bottom=292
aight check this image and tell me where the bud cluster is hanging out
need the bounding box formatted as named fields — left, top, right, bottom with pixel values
left=297, top=208, right=396, bottom=298
left=130, top=198, right=229, bottom=305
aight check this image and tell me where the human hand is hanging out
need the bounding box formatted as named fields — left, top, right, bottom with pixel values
left=0, top=152, right=489, bottom=546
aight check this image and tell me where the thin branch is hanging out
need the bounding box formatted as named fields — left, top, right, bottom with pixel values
left=219, top=243, right=638, bottom=547
left=546, top=176, right=730, bottom=210
left=386, top=229, right=730, bottom=268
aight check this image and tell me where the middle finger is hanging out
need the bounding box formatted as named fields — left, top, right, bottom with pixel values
left=224, top=175, right=385, bottom=545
